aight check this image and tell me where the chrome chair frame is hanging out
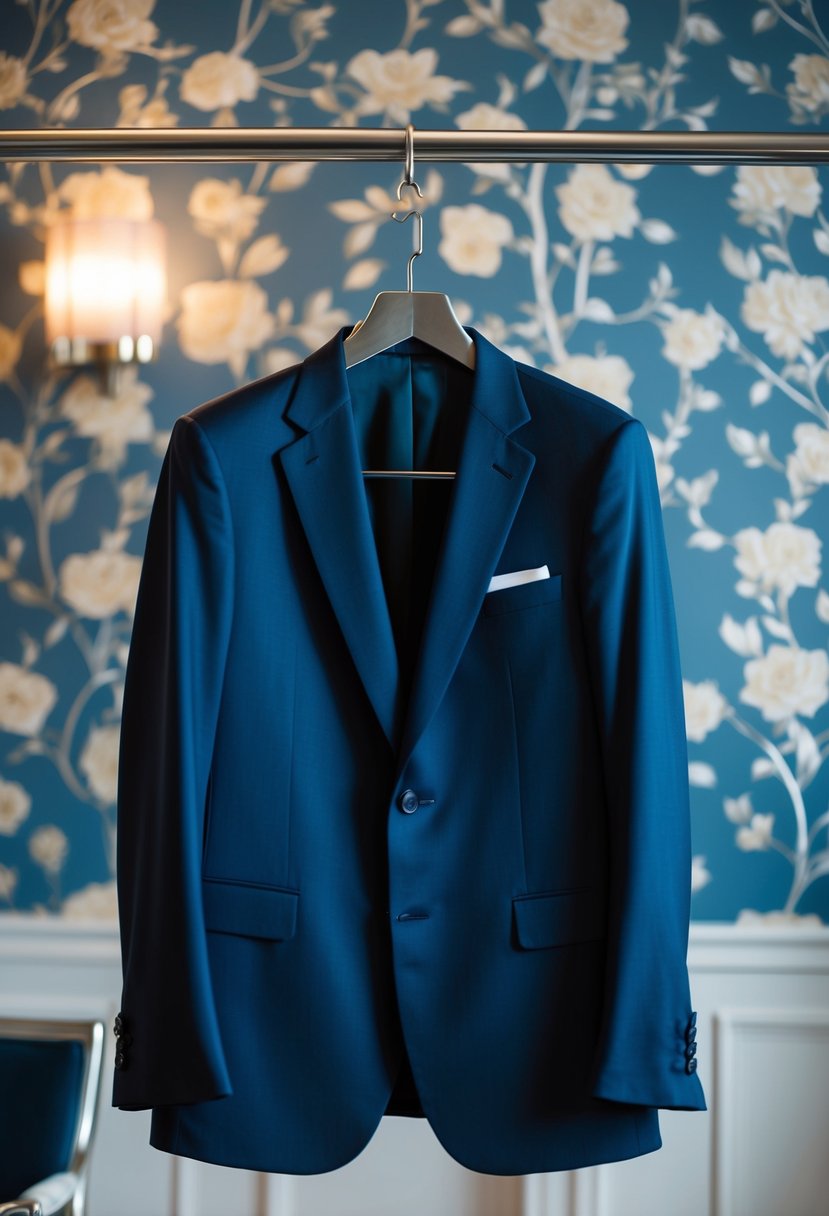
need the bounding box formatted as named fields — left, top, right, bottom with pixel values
left=0, top=1017, right=105, bottom=1216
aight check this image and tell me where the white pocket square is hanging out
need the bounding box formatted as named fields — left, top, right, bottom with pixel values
left=487, top=564, right=550, bottom=593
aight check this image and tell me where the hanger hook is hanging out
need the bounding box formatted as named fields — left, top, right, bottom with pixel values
left=391, top=123, right=424, bottom=292
left=397, top=123, right=424, bottom=203
left=391, top=207, right=422, bottom=292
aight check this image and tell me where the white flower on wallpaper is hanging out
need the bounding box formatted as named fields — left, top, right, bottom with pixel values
left=554, top=163, right=640, bottom=242
left=548, top=353, right=634, bottom=412
left=741, top=269, right=829, bottom=360
left=788, top=422, right=829, bottom=494
left=731, top=164, right=822, bottom=219
left=0, top=52, right=28, bottom=110
left=661, top=307, right=725, bottom=371
left=0, top=663, right=58, bottom=738
left=58, top=549, right=142, bottom=620
left=691, top=855, right=712, bottom=892
left=188, top=177, right=268, bottom=243
left=732, top=521, right=821, bottom=598
left=736, top=811, right=776, bottom=852
left=346, top=48, right=469, bottom=121
left=56, top=164, right=154, bottom=220
left=177, top=279, right=276, bottom=375
left=61, top=878, right=118, bottom=918
left=66, top=0, right=160, bottom=55
left=117, top=79, right=177, bottom=127
left=0, top=440, right=31, bottom=498
left=787, top=54, right=829, bottom=116
left=740, top=646, right=829, bottom=723
left=0, top=864, right=17, bottom=902
left=683, top=679, right=730, bottom=744
left=438, top=203, right=514, bottom=277
left=26, top=823, right=68, bottom=909
left=0, top=325, right=23, bottom=381
left=59, top=368, right=155, bottom=467
left=536, top=0, right=630, bottom=63
left=0, top=777, right=31, bottom=835
left=455, top=101, right=527, bottom=183
left=79, top=724, right=121, bottom=805
left=180, top=51, right=260, bottom=111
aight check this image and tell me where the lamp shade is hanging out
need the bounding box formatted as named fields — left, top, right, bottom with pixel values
left=44, top=216, right=167, bottom=362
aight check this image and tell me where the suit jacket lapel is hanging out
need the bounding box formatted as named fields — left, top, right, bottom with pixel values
left=277, top=330, right=402, bottom=751
left=276, top=325, right=535, bottom=770
left=392, top=336, right=535, bottom=780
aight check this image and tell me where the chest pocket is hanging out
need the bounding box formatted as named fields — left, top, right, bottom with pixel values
left=483, top=571, right=563, bottom=616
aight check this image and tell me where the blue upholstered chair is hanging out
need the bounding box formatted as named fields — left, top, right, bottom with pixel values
left=0, top=1018, right=104, bottom=1216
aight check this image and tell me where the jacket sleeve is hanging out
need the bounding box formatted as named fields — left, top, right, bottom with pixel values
left=579, top=417, right=707, bottom=1112
left=112, top=414, right=234, bottom=1110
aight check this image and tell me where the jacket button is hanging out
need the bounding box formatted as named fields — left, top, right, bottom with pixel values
left=114, top=1051, right=127, bottom=1069
left=398, top=789, right=420, bottom=814
left=686, top=1057, right=698, bottom=1073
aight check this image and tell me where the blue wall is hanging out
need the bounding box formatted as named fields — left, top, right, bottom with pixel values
left=1, top=0, right=828, bottom=923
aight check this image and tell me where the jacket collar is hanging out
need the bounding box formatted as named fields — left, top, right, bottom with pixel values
left=276, top=325, right=535, bottom=782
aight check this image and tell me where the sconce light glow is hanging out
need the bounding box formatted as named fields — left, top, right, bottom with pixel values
left=44, top=216, right=167, bottom=395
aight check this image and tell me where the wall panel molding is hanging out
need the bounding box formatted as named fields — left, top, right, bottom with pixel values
left=2, top=916, right=828, bottom=1216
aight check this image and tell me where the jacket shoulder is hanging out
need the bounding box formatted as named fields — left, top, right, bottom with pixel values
left=515, top=359, right=640, bottom=457
left=179, top=359, right=305, bottom=448
left=515, top=357, right=632, bottom=430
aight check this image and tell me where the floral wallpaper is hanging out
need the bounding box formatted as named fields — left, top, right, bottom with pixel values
left=0, top=0, right=828, bottom=925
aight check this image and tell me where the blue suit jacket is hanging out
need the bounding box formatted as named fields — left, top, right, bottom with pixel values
left=112, top=324, right=706, bottom=1176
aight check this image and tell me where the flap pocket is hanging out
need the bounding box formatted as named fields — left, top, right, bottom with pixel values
left=202, top=876, right=299, bottom=941
left=484, top=572, right=562, bottom=616
left=512, top=886, right=606, bottom=949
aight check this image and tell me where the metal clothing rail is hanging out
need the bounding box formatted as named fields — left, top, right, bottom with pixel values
left=1, top=126, right=829, bottom=165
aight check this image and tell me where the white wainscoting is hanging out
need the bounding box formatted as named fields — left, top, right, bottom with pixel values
left=2, top=917, right=828, bottom=1216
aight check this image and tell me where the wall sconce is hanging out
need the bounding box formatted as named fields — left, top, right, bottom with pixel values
left=44, top=216, right=167, bottom=397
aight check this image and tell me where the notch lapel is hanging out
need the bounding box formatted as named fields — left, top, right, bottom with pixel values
left=276, top=325, right=535, bottom=773
left=392, top=337, right=535, bottom=781
left=277, top=330, right=402, bottom=751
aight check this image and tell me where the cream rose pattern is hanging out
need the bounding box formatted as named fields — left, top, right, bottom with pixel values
left=740, top=645, right=829, bottom=723
left=536, top=0, right=630, bottom=63
left=79, top=724, right=120, bottom=804
left=683, top=679, right=729, bottom=743
left=56, top=165, right=154, bottom=222
left=0, top=663, right=58, bottom=737
left=176, top=279, right=276, bottom=372
left=180, top=51, right=259, bottom=112
left=28, top=824, right=69, bottom=875
left=548, top=353, right=634, bottom=411
left=787, top=53, right=829, bottom=115
left=0, top=53, right=28, bottom=110
left=58, top=549, right=143, bottom=619
left=733, top=522, right=821, bottom=598
left=0, top=440, right=30, bottom=498
left=59, top=368, right=154, bottom=462
left=0, top=0, right=828, bottom=922
left=346, top=48, right=468, bottom=121
left=661, top=308, right=724, bottom=371
left=730, top=165, right=822, bottom=218
left=0, top=777, right=31, bottom=835
left=187, top=177, right=268, bottom=243
left=554, top=163, right=640, bottom=242
left=741, top=270, right=829, bottom=360
left=438, top=204, right=514, bottom=277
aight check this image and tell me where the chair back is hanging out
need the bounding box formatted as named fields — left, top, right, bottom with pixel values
left=0, top=1018, right=104, bottom=1214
